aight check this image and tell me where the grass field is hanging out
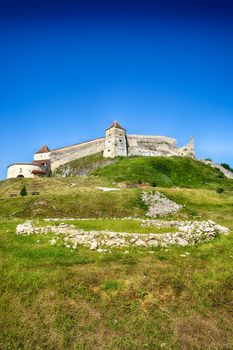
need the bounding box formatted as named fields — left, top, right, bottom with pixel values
left=94, top=156, right=233, bottom=190
left=0, top=172, right=233, bottom=349
left=40, top=218, right=178, bottom=234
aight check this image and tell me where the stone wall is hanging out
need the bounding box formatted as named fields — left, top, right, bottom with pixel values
left=50, top=138, right=105, bottom=171
left=16, top=219, right=229, bottom=251
left=127, top=134, right=195, bottom=158
left=202, top=160, right=233, bottom=180
left=127, top=134, right=179, bottom=157
left=49, top=133, right=195, bottom=171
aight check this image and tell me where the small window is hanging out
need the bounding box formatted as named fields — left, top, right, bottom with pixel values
left=119, top=139, right=122, bottom=142
left=108, top=149, right=110, bottom=152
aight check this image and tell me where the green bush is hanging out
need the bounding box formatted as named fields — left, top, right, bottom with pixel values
left=216, top=187, right=224, bottom=194
left=220, top=163, right=233, bottom=172
left=20, top=185, right=27, bottom=196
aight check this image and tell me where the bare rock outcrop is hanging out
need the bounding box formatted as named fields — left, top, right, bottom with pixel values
left=142, top=191, right=183, bottom=217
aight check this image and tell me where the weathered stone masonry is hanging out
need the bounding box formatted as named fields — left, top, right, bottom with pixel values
left=7, top=120, right=195, bottom=178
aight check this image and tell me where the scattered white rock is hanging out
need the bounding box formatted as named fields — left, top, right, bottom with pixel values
left=135, top=239, right=147, bottom=247
left=90, top=241, right=98, bottom=250
left=97, top=248, right=105, bottom=253
left=16, top=218, right=230, bottom=252
left=96, top=187, right=120, bottom=191
left=50, top=239, right=57, bottom=246
left=142, top=191, right=182, bottom=217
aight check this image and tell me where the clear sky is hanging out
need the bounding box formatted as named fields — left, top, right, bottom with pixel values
left=0, top=0, right=233, bottom=179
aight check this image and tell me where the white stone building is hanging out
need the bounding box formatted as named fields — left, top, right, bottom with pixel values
left=7, top=121, right=195, bottom=179
left=7, top=145, right=50, bottom=179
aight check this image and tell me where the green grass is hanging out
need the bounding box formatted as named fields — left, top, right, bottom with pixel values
left=1, top=216, right=233, bottom=349
left=94, top=156, right=233, bottom=189
left=0, top=178, right=145, bottom=218
left=0, top=173, right=233, bottom=349
left=41, top=218, right=178, bottom=234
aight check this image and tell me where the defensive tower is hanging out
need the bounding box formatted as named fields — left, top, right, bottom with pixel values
left=103, top=121, right=128, bottom=158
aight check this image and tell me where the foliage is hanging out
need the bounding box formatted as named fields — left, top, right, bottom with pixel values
left=220, top=163, right=233, bottom=172
left=20, top=185, right=27, bottom=196
left=216, top=187, right=224, bottom=194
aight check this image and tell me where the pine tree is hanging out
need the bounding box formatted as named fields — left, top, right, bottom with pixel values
left=20, top=185, right=27, bottom=196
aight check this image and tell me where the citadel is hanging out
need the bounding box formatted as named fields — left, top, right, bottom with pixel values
left=7, top=121, right=195, bottom=179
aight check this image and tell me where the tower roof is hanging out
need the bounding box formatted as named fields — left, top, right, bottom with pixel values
left=106, top=121, right=124, bottom=130
left=34, top=145, right=50, bottom=154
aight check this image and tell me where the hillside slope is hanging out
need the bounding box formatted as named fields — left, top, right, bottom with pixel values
left=53, top=154, right=233, bottom=189
left=53, top=152, right=116, bottom=177
left=94, top=156, right=233, bottom=189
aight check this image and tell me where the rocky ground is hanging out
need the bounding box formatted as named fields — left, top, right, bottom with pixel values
left=15, top=191, right=229, bottom=251
left=142, top=190, right=183, bottom=217
left=16, top=219, right=229, bottom=251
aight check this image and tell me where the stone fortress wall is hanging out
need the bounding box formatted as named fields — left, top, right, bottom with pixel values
left=49, top=122, right=195, bottom=171
left=50, top=138, right=105, bottom=171
left=127, top=134, right=181, bottom=157
left=7, top=121, right=195, bottom=178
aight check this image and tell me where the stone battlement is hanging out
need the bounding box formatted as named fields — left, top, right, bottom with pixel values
left=7, top=121, right=195, bottom=178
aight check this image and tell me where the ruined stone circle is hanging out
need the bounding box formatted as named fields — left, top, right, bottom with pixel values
left=16, top=219, right=229, bottom=252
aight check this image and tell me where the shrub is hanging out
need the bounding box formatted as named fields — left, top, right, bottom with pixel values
left=216, top=187, right=224, bottom=194
left=20, top=185, right=27, bottom=196
left=221, top=163, right=233, bottom=172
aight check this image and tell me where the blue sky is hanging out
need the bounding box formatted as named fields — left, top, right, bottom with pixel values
left=0, top=0, right=233, bottom=179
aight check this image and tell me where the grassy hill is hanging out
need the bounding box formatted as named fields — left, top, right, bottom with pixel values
left=54, top=154, right=233, bottom=190
left=94, top=156, right=233, bottom=189
left=0, top=177, right=145, bottom=218
left=1, top=163, right=233, bottom=349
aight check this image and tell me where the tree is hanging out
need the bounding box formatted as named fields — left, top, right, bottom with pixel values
left=220, top=163, right=233, bottom=172
left=20, top=185, right=27, bottom=196
left=216, top=187, right=224, bottom=194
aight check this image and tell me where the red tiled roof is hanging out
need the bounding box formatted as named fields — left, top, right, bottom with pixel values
left=34, top=145, right=50, bottom=154
left=106, top=121, right=124, bottom=130
left=31, top=169, right=47, bottom=175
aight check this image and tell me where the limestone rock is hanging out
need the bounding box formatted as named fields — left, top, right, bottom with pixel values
left=142, top=191, right=182, bottom=217
left=50, top=239, right=57, bottom=246
left=135, top=239, right=147, bottom=247
left=90, top=241, right=98, bottom=250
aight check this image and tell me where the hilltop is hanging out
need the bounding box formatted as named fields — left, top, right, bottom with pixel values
left=54, top=154, right=233, bottom=190
left=1, top=156, right=233, bottom=349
